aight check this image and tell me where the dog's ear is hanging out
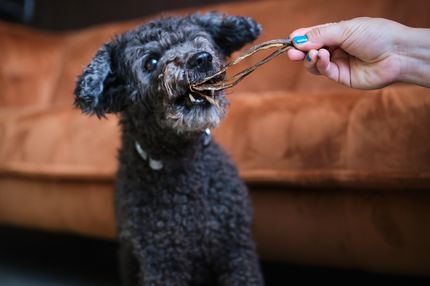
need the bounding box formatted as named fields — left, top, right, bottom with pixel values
left=194, top=12, right=262, bottom=57
left=74, top=43, right=125, bottom=117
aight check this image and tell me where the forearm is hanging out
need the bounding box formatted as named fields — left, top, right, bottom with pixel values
left=397, top=27, right=430, bottom=88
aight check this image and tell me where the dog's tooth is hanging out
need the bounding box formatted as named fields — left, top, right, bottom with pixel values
left=211, top=90, right=215, bottom=97
left=188, top=93, right=196, bottom=103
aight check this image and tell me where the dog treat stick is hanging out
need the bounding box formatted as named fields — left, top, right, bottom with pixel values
left=195, top=91, right=220, bottom=109
left=190, top=39, right=292, bottom=92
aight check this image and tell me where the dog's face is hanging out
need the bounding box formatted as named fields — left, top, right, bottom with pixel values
left=74, top=12, right=261, bottom=133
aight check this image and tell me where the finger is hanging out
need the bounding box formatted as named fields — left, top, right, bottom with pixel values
left=330, top=48, right=352, bottom=86
left=286, top=48, right=306, bottom=61
left=303, top=50, right=320, bottom=75
left=291, top=21, right=348, bottom=51
left=289, top=27, right=314, bottom=39
left=315, top=48, right=341, bottom=82
left=289, top=23, right=337, bottom=40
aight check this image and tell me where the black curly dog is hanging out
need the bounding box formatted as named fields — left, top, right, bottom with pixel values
left=74, top=12, right=263, bottom=286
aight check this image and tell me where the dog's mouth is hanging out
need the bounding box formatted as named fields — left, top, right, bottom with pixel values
left=163, top=73, right=227, bottom=132
left=175, top=77, right=224, bottom=110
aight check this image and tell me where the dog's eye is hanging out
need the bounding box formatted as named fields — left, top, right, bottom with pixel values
left=144, top=56, right=159, bottom=72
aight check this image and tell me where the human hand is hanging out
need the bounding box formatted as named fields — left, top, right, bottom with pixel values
left=287, top=17, right=430, bottom=89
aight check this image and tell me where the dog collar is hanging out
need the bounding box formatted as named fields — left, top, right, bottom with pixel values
left=202, top=128, right=211, bottom=146
left=135, top=128, right=211, bottom=171
left=135, top=141, right=164, bottom=171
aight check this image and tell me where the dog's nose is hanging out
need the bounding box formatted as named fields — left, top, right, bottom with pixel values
left=187, top=51, right=213, bottom=71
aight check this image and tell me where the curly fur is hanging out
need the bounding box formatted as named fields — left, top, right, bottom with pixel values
left=75, top=12, right=263, bottom=286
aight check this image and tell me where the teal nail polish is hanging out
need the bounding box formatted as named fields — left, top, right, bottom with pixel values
left=293, top=35, right=308, bottom=45
left=306, top=54, right=312, bottom=62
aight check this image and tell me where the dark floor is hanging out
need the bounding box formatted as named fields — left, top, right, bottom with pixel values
left=0, top=226, right=429, bottom=286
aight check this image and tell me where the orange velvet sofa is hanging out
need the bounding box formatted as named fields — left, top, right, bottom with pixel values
left=1, top=0, right=430, bottom=277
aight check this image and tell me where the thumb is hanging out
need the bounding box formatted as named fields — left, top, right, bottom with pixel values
left=292, top=22, right=348, bottom=51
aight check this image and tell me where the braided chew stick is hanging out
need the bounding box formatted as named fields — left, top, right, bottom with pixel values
left=190, top=39, right=292, bottom=92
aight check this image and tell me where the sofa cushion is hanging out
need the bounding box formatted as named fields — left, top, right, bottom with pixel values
left=2, top=86, right=430, bottom=188
left=0, top=106, right=119, bottom=180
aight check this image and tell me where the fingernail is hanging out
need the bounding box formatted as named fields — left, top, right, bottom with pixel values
left=293, top=35, right=308, bottom=45
left=306, top=53, right=312, bottom=62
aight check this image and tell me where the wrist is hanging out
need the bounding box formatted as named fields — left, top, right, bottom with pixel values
left=396, top=27, right=430, bottom=88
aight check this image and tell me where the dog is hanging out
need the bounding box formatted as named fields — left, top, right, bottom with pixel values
left=74, top=12, right=263, bottom=286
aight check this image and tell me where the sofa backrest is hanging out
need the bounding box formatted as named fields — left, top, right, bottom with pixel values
left=1, top=0, right=430, bottom=108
